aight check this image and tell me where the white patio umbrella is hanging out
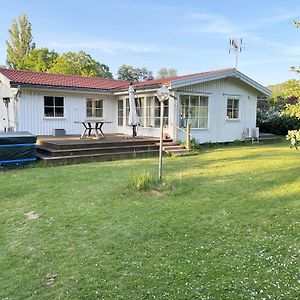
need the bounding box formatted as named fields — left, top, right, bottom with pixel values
left=128, top=84, right=138, bottom=137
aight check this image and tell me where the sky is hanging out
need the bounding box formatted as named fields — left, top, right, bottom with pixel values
left=0, top=0, right=300, bottom=86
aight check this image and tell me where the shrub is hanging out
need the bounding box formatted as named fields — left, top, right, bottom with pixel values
left=130, top=171, right=160, bottom=192
left=257, top=112, right=300, bottom=135
left=257, top=96, right=300, bottom=135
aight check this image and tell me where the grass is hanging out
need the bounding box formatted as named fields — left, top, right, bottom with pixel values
left=1, top=140, right=300, bottom=299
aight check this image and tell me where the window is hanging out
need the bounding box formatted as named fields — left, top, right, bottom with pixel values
left=227, top=98, right=239, bottom=119
left=118, top=96, right=167, bottom=128
left=179, top=95, right=208, bottom=128
left=86, top=99, right=103, bottom=118
left=144, top=96, right=168, bottom=128
left=117, top=100, right=123, bottom=126
left=136, top=98, right=143, bottom=125
left=125, top=98, right=130, bottom=125
left=124, top=97, right=144, bottom=126
left=44, top=96, right=64, bottom=117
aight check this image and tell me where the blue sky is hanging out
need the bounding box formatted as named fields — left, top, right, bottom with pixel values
left=0, top=0, right=300, bottom=85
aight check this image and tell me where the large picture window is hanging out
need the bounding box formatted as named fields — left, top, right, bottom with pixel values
left=44, top=96, right=64, bottom=117
left=86, top=99, right=103, bottom=118
left=227, top=98, right=239, bottom=119
left=180, top=95, right=208, bottom=128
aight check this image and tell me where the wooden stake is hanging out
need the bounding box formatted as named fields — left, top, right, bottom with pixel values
left=186, top=123, right=191, bottom=151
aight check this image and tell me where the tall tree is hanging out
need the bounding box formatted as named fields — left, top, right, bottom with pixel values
left=117, top=64, right=153, bottom=81
left=157, top=67, right=178, bottom=79
left=6, top=14, right=35, bottom=69
left=48, top=51, right=113, bottom=78
left=22, top=48, right=58, bottom=72
left=285, top=20, right=300, bottom=148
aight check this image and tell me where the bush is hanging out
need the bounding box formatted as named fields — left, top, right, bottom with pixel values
left=257, top=111, right=300, bottom=135
left=129, top=171, right=160, bottom=192
left=257, top=96, right=300, bottom=135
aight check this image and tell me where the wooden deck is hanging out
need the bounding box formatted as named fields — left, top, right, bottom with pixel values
left=36, top=133, right=175, bottom=164
left=37, top=133, right=161, bottom=147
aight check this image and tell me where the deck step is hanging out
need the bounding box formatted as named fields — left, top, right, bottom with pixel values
left=35, top=135, right=171, bottom=164
left=162, top=142, right=189, bottom=156
left=259, top=133, right=283, bottom=140
left=36, top=150, right=159, bottom=165
left=36, top=143, right=159, bottom=157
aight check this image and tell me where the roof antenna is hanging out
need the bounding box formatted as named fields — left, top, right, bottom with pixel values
left=229, top=38, right=244, bottom=69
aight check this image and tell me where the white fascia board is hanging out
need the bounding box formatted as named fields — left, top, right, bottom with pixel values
left=13, top=85, right=113, bottom=95
left=234, top=71, right=272, bottom=96
left=170, top=69, right=271, bottom=96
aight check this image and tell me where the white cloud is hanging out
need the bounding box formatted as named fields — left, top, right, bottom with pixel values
left=243, top=11, right=299, bottom=30
left=184, top=10, right=300, bottom=40
left=185, top=12, right=237, bottom=35
left=47, top=40, right=158, bottom=54
left=45, top=39, right=187, bottom=55
left=241, top=56, right=300, bottom=67
left=49, top=41, right=155, bottom=53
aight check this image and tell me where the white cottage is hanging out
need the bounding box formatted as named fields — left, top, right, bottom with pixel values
left=0, top=67, right=271, bottom=143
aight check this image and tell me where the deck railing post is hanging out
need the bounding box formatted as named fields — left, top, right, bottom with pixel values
left=186, top=122, right=191, bottom=152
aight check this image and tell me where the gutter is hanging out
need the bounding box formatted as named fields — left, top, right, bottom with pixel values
left=10, top=83, right=115, bottom=95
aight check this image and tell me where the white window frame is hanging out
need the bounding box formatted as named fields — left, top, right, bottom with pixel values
left=86, top=99, right=103, bottom=118
left=118, top=96, right=166, bottom=128
left=143, top=96, right=168, bottom=128
left=179, top=93, right=209, bottom=129
left=226, top=98, right=240, bottom=120
left=44, top=96, right=64, bottom=118
left=117, top=99, right=124, bottom=126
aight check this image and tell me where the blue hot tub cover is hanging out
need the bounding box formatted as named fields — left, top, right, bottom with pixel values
left=0, top=131, right=37, bottom=165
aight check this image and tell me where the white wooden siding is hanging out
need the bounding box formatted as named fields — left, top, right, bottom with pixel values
left=18, top=90, right=117, bottom=135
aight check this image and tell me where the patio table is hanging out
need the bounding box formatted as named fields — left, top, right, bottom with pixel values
left=75, top=120, right=112, bottom=139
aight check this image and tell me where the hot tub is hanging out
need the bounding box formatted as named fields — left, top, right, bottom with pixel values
left=0, top=131, right=37, bottom=166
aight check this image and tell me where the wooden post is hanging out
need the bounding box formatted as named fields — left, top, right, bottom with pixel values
left=158, top=100, right=164, bottom=181
left=186, top=122, right=191, bottom=151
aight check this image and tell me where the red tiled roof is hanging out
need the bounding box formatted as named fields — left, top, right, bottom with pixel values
left=0, top=67, right=131, bottom=91
left=0, top=67, right=235, bottom=91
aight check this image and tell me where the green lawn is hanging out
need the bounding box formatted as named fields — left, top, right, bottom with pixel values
left=1, top=140, right=300, bottom=299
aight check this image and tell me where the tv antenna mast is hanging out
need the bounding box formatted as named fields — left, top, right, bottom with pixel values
left=229, top=38, right=244, bottom=69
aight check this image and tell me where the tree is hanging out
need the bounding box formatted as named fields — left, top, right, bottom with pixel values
left=48, top=51, right=113, bottom=78
left=136, top=67, right=153, bottom=81
left=157, top=68, right=178, bottom=79
left=22, top=48, right=58, bottom=72
left=285, top=21, right=300, bottom=149
left=117, top=64, right=153, bottom=81
left=6, top=14, right=35, bottom=69
left=117, top=64, right=137, bottom=81
left=6, top=14, right=113, bottom=79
